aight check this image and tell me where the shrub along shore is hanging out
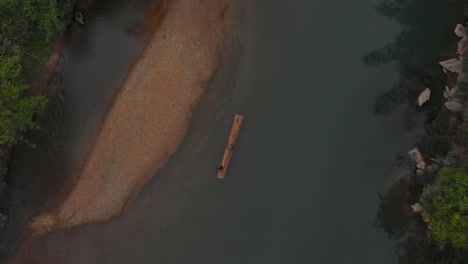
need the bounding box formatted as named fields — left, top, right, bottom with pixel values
left=0, top=1, right=73, bottom=191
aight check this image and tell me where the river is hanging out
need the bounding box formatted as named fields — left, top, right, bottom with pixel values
left=1, top=0, right=435, bottom=263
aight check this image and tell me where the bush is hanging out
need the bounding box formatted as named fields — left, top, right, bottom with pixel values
left=420, top=135, right=452, bottom=158
left=0, top=0, right=72, bottom=179
left=421, top=168, right=468, bottom=250
left=428, top=110, right=451, bottom=136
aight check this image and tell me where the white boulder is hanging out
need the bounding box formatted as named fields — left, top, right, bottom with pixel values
left=408, top=148, right=423, bottom=163
left=411, top=203, right=424, bottom=213
left=445, top=101, right=465, bottom=112
left=418, top=88, right=431, bottom=106
left=439, top=59, right=462, bottom=73
left=455, top=24, right=466, bottom=38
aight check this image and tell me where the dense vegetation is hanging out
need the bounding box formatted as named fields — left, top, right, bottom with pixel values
left=421, top=168, right=468, bottom=250
left=0, top=1, right=72, bottom=180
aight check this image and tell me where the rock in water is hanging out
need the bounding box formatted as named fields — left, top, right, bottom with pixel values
left=445, top=101, right=465, bottom=112
left=444, top=155, right=457, bottom=166
left=408, top=148, right=423, bottom=163
left=455, top=24, right=466, bottom=38
left=411, top=203, right=423, bottom=213
left=418, top=88, right=431, bottom=106
left=439, top=59, right=462, bottom=73
left=416, top=160, right=426, bottom=170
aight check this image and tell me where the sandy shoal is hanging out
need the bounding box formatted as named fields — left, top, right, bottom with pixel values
left=30, top=0, right=233, bottom=234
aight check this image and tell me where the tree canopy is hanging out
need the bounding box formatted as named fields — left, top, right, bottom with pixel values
left=0, top=50, right=45, bottom=145
left=421, top=168, right=468, bottom=250
left=0, top=1, right=72, bottom=146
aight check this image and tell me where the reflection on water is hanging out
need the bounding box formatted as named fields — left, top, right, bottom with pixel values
left=365, top=0, right=463, bottom=115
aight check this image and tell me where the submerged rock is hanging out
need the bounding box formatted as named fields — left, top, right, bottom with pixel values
left=416, top=169, right=425, bottom=176
left=455, top=24, right=466, bottom=38
left=444, top=155, right=457, bottom=166
left=74, top=12, right=85, bottom=25
left=439, top=59, right=462, bottom=73
left=408, top=148, right=423, bottom=163
left=445, top=101, right=465, bottom=112
left=418, top=88, right=431, bottom=106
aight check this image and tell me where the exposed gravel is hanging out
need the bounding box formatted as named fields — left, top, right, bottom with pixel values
left=30, top=0, right=234, bottom=235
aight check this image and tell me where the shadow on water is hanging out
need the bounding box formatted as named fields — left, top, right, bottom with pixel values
left=364, top=0, right=463, bottom=115
left=368, top=0, right=468, bottom=263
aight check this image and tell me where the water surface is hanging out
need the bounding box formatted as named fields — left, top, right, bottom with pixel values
left=3, top=0, right=434, bottom=263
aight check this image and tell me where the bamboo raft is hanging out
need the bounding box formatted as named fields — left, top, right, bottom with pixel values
left=217, top=114, right=244, bottom=179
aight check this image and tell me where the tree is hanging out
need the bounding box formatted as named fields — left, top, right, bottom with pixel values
left=0, top=49, right=45, bottom=145
left=421, top=168, right=468, bottom=250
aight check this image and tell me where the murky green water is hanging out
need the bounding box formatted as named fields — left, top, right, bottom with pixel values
left=1, top=0, right=461, bottom=263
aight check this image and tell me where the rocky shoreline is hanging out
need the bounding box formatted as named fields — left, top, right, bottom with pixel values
left=381, top=21, right=468, bottom=262
left=407, top=23, right=468, bottom=205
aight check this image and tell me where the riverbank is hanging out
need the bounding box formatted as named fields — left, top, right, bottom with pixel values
left=374, top=4, right=468, bottom=261
left=0, top=0, right=72, bottom=208
left=29, top=0, right=237, bottom=235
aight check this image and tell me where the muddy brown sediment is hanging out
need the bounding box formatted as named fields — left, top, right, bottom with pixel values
left=30, top=0, right=233, bottom=235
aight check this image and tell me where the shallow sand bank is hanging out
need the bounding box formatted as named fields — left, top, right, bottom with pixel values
left=30, top=0, right=233, bottom=234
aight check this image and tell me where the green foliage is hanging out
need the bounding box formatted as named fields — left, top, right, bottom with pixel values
left=428, top=110, right=451, bottom=136
left=420, top=135, right=452, bottom=158
left=421, top=168, right=468, bottom=250
left=0, top=0, right=72, bottom=82
left=0, top=0, right=72, bottom=178
left=0, top=49, right=45, bottom=145
left=0, top=0, right=71, bottom=45
left=23, top=1, right=62, bottom=42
